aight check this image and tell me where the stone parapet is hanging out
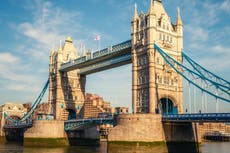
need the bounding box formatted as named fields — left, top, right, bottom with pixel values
left=108, top=114, right=165, bottom=142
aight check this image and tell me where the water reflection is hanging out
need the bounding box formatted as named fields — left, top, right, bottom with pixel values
left=108, top=143, right=167, bottom=153
left=0, top=142, right=229, bottom=153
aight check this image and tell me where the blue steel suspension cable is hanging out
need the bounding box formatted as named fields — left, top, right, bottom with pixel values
left=154, top=44, right=230, bottom=96
left=19, top=79, right=49, bottom=122
left=4, top=79, right=49, bottom=124
left=154, top=44, right=230, bottom=102
left=182, top=52, right=230, bottom=88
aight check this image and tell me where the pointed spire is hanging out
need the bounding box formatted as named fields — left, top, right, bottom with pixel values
left=58, top=40, right=62, bottom=52
left=50, top=44, right=55, bottom=55
left=176, top=7, right=183, bottom=26
left=148, top=0, right=154, bottom=14
left=65, top=36, right=73, bottom=43
left=132, top=3, right=138, bottom=21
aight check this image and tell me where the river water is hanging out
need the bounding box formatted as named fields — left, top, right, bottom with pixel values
left=0, top=142, right=229, bottom=153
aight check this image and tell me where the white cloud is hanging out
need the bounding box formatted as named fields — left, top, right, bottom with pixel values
left=16, top=0, right=82, bottom=60
left=220, top=0, right=230, bottom=14
left=0, top=52, right=19, bottom=63
left=185, top=25, right=209, bottom=42
left=0, top=52, right=40, bottom=92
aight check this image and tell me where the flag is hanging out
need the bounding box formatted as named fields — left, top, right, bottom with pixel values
left=94, top=35, right=100, bottom=41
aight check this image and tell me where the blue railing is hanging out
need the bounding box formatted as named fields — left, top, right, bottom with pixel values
left=64, top=117, right=115, bottom=131
left=60, top=40, right=131, bottom=71
left=162, top=113, right=230, bottom=122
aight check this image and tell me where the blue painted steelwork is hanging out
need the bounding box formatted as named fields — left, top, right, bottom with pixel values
left=182, top=52, right=230, bottom=89
left=64, top=117, right=115, bottom=131
left=92, top=40, right=131, bottom=59
left=162, top=113, right=230, bottom=122
left=4, top=79, right=49, bottom=128
left=154, top=44, right=230, bottom=102
left=59, top=40, right=132, bottom=72
left=78, top=54, right=131, bottom=75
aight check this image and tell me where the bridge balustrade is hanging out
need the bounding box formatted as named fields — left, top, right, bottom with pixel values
left=64, top=117, right=115, bottom=131
left=162, top=113, right=230, bottom=122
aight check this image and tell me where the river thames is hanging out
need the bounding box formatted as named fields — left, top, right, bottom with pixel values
left=0, top=142, right=230, bottom=153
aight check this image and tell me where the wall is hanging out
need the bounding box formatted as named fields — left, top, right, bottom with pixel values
left=108, top=114, right=165, bottom=142
left=24, top=120, right=66, bottom=138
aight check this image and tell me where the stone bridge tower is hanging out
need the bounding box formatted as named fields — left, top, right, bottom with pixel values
left=49, top=37, right=85, bottom=120
left=132, top=0, right=183, bottom=114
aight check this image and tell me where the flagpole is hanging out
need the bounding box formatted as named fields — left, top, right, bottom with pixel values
left=99, top=39, right=101, bottom=51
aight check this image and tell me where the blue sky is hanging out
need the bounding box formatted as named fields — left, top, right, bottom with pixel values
left=0, top=0, right=229, bottom=112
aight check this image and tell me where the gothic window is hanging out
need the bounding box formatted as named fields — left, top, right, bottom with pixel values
left=170, top=37, right=172, bottom=43
left=143, top=57, right=145, bottom=65
left=163, top=34, right=165, bottom=41
left=163, top=24, right=165, bottom=29
left=145, top=31, right=148, bottom=38
left=141, top=20, right=144, bottom=27
left=137, top=20, right=139, bottom=29
left=174, top=77, right=178, bottom=83
left=145, top=17, right=148, bottom=26
left=164, top=76, right=169, bottom=84
left=167, top=35, right=169, bottom=41
left=140, top=32, right=144, bottom=40
left=159, top=76, right=162, bottom=83
left=136, top=34, right=139, bottom=41
left=159, top=33, right=162, bottom=40
left=156, top=57, right=160, bottom=64
left=171, top=79, right=174, bottom=85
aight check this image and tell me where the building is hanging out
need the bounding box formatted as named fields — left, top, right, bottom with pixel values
left=115, top=107, right=129, bottom=115
left=49, top=37, right=85, bottom=120
left=80, top=93, right=114, bottom=119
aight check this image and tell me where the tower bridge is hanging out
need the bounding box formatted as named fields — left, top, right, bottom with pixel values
left=2, top=0, right=230, bottom=144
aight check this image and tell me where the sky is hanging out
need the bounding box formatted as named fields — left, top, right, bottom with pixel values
left=0, top=0, right=229, bottom=113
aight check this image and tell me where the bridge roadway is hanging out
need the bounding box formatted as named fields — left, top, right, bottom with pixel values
left=59, top=40, right=132, bottom=74
left=4, top=122, right=32, bottom=129
left=63, top=113, right=230, bottom=131
left=4, top=113, right=230, bottom=130
left=162, top=113, right=230, bottom=122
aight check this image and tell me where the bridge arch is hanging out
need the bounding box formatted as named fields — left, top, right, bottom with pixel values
left=5, top=115, right=21, bottom=125
left=158, top=95, right=178, bottom=114
left=67, top=109, right=76, bottom=120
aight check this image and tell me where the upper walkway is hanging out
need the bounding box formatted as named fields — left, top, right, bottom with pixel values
left=59, top=40, right=132, bottom=74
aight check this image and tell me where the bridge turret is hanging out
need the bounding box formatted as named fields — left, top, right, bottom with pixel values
left=56, top=41, right=63, bottom=64
left=131, top=0, right=183, bottom=114
left=132, top=3, right=138, bottom=21
left=49, top=37, right=86, bottom=121
left=49, top=47, right=55, bottom=64
left=176, top=7, right=183, bottom=52
left=62, top=36, right=79, bottom=62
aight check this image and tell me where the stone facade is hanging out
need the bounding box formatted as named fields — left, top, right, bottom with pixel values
left=131, top=0, right=183, bottom=114
left=108, top=114, right=230, bottom=143
left=108, top=114, right=165, bottom=142
left=24, top=120, right=66, bottom=138
left=49, top=37, right=85, bottom=120
left=115, top=107, right=129, bottom=114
